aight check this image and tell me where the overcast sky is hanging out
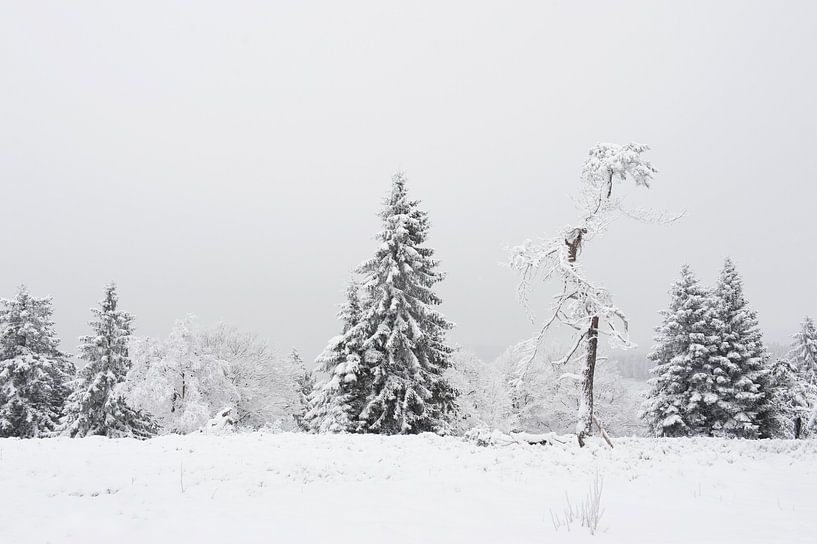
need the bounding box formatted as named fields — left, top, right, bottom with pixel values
left=1, top=1, right=815, bottom=363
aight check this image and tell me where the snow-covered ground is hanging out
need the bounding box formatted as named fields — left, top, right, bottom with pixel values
left=1, top=434, right=814, bottom=544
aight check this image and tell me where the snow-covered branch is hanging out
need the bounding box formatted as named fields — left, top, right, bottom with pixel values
left=509, top=142, right=668, bottom=445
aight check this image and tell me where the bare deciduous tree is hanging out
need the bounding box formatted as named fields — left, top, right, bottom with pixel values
left=510, top=142, right=677, bottom=447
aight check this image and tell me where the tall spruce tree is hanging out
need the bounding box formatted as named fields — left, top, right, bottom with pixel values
left=61, top=284, right=156, bottom=438
left=0, top=286, right=74, bottom=437
left=642, top=266, right=718, bottom=437
left=306, top=282, right=369, bottom=432
left=708, top=258, right=771, bottom=438
left=356, top=173, right=457, bottom=434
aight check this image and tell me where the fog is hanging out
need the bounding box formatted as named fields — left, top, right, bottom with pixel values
left=1, top=1, right=815, bottom=362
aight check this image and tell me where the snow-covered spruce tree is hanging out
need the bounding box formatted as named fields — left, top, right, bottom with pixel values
left=642, top=266, right=719, bottom=437
left=305, top=282, right=370, bottom=433
left=511, top=143, right=677, bottom=446
left=0, top=286, right=75, bottom=438
left=789, top=317, right=817, bottom=386
left=356, top=173, right=457, bottom=434
left=288, top=348, right=314, bottom=431
left=766, top=358, right=814, bottom=438
left=61, top=284, right=156, bottom=438
left=778, top=317, right=817, bottom=437
left=707, top=259, right=772, bottom=438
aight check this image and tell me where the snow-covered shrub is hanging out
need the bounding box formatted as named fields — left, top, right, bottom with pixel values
left=123, top=317, right=301, bottom=434
left=122, top=316, right=301, bottom=433
left=513, top=355, right=645, bottom=436
left=200, top=407, right=236, bottom=435
left=449, top=341, right=646, bottom=436
left=446, top=348, right=515, bottom=433
left=462, top=428, right=500, bottom=446
left=124, top=317, right=237, bottom=434
left=197, top=323, right=301, bottom=431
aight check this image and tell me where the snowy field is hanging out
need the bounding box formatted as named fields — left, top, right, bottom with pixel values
left=1, top=434, right=815, bottom=544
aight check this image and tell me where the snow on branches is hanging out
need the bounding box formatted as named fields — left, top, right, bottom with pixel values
left=0, top=286, right=74, bottom=438
left=511, top=143, right=661, bottom=370
left=123, top=317, right=300, bottom=434
left=60, top=283, right=156, bottom=438
left=509, top=142, right=674, bottom=446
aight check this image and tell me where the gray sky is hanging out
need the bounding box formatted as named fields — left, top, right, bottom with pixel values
left=1, top=1, right=815, bottom=363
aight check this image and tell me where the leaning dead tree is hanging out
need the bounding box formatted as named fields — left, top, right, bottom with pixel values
left=510, top=143, right=677, bottom=447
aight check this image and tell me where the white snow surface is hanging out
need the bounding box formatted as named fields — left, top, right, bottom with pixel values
left=1, top=433, right=814, bottom=543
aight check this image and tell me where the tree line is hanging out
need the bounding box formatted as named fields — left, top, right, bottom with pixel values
left=0, top=284, right=313, bottom=438
left=642, top=263, right=816, bottom=438
left=0, top=172, right=457, bottom=439
left=1, top=143, right=813, bottom=441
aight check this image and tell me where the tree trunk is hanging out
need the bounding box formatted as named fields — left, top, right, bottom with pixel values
left=576, top=315, right=599, bottom=447
left=565, top=228, right=586, bottom=263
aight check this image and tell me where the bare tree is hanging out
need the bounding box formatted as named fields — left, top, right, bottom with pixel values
left=510, top=142, right=677, bottom=447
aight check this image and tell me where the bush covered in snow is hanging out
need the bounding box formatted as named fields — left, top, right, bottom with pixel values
left=449, top=343, right=647, bottom=437
left=122, top=317, right=301, bottom=434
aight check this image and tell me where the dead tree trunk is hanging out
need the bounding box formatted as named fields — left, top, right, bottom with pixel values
left=564, top=226, right=603, bottom=448
left=577, top=315, right=599, bottom=447
left=565, top=228, right=586, bottom=262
